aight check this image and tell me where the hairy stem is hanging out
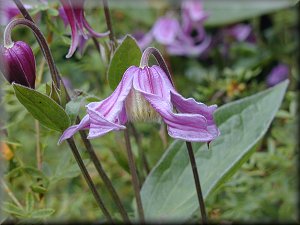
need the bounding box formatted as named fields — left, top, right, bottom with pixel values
left=186, top=142, right=207, bottom=224
left=66, top=138, right=113, bottom=223
left=124, top=129, right=145, bottom=222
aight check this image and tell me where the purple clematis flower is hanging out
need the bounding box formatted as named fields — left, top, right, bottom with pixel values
left=266, top=64, right=289, bottom=87
left=59, top=65, right=220, bottom=144
left=59, top=0, right=109, bottom=58
left=136, top=0, right=211, bottom=57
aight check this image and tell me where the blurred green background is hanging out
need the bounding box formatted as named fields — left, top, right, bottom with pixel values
left=0, top=0, right=298, bottom=223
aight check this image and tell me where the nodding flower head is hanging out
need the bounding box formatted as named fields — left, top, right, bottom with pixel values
left=59, top=49, right=220, bottom=144
left=59, top=0, right=109, bottom=58
left=0, top=41, right=36, bottom=88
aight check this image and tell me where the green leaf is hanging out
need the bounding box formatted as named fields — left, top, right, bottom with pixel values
left=2, top=202, right=26, bottom=217
left=107, top=35, right=142, bottom=89
left=65, top=97, right=84, bottom=124
left=204, top=0, right=298, bottom=27
left=30, top=184, right=47, bottom=194
left=31, top=208, right=55, bottom=218
left=141, top=80, right=289, bottom=221
left=13, top=83, right=70, bottom=132
left=25, top=192, right=35, bottom=213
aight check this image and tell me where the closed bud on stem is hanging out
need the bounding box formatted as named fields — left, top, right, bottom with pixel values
left=0, top=41, right=36, bottom=88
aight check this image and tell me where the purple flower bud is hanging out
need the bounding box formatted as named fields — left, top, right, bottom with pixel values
left=0, top=41, right=36, bottom=88
left=266, top=64, right=289, bottom=87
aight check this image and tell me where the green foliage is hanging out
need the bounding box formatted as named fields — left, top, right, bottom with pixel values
left=140, top=81, right=288, bottom=221
left=107, top=35, right=142, bottom=89
left=0, top=1, right=297, bottom=223
left=204, top=0, right=298, bottom=26
left=12, top=83, right=70, bottom=132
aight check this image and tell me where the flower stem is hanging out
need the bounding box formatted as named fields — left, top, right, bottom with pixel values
left=102, top=0, right=117, bottom=50
left=77, top=125, right=131, bottom=223
left=12, top=0, right=34, bottom=22
left=140, top=47, right=174, bottom=87
left=124, top=129, right=145, bottom=222
left=186, top=142, right=207, bottom=224
left=128, top=123, right=150, bottom=175
left=35, top=120, right=42, bottom=171
left=12, top=3, right=129, bottom=221
left=66, top=138, right=113, bottom=223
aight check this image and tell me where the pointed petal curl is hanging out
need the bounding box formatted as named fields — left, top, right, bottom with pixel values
left=58, top=114, right=90, bottom=144
left=170, top=91, right=220, bottom=138
left=85, top=66, right=138, bottom=139
left=60, top=0, right=80, bottom=58
left=133, top=66, right=217, bottom=142
left=167, top=35, right=211, bottom=57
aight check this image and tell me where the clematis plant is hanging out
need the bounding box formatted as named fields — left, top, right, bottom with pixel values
left=59, top=46, right=220, bottom=222
left=59, top=0, right=109, bottom=58
left=59, top=48, right=220, bottom=143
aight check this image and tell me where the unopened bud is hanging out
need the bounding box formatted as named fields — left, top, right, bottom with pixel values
left=0, top=41, right=36, bottom=88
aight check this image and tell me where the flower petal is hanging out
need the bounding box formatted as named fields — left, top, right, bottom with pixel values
left=170, top=91, right=220, bottom=138
left=58, top=114, right=90, bottom=144
left=134, top=66, right=216, bottom=142
left=85, top=66, right=138, bottom=138
left=87, top=108, right=126, bottom=139
left=167, top=35, right=211, bottom=57
left=82, top=16, right=110, bottom=38
left=60, top=0, right=80, bottom=58
left=152, top=17, right=180, bottom=45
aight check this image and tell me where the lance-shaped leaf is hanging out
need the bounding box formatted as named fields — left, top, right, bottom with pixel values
left=204, top=0, right=298, bottom=27
left=107, top=35, right=142, bottom=89
left=13, top=83, right=70, bottom=132
left=141, top=80, right=289, bottom=221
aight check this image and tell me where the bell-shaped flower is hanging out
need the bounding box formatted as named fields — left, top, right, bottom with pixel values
left=59, top=65, right=220, bottom=144
left=0, top=41, right=36, bottom=88
left=59, top=0, right=109, bottom=58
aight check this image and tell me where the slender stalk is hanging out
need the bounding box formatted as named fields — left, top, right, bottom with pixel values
left=186, top=142, right=207, bottom=224
left=77, top=126, right=131, bottom=223
left=123, top=128, right=145, bottom=222
left=140, top=47, right=175, bottom=87
left=12, top=3, right=129, bottom=221
left=102, top=0, right=117, bottom=50
left=12, top=0, right=34, bottom=22
left=66, top=138, right=113, bottom=223
left=35, top=120, right=42, bottom=171
left=1, top=179, right=24, bottom=209
left=128, top=123, right=150, bottom=175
